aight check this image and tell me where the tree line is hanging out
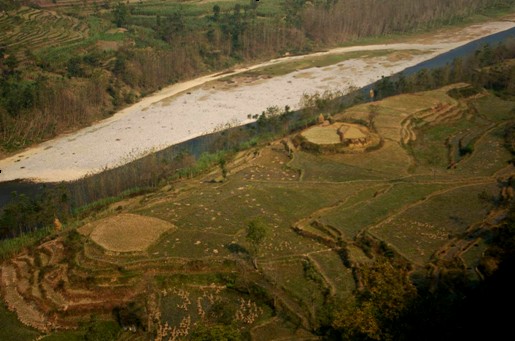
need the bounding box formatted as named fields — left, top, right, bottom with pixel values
left=371, top=38, right=515, bottom=100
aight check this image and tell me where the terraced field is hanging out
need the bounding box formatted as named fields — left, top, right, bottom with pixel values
left=0, top=7, right=88, bottom=60
left=1, top=84, right=513, bottom=339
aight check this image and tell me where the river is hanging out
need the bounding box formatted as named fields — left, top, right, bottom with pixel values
left=0, top=21, right=514, bottom=208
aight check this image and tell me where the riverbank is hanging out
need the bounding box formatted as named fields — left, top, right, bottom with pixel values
left=0, top=20, right=514, bottom=183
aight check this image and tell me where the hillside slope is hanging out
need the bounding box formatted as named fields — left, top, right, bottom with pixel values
left=1, top=82, right=513, bottom=339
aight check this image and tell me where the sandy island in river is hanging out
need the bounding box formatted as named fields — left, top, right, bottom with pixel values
left=0, top=20, right=513, bottom=183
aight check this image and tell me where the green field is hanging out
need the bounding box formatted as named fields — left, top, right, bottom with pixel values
left=308, top=250, right=355, bottom=299
left=229, top=49, right=406, bottom=79
left=0, top=302, right=39, bottom=341
left=320, top=183, right=449, bottom=238
left=0, top=7, right=88, bottom=60
left=370, top=183, right=497, bottom=265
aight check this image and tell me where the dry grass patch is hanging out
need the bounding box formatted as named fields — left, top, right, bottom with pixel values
left=83, top=213, right=175, bottom=252
left=301, top=125, right=342, bottom=145
left=301, top=123, right=369, bottom=145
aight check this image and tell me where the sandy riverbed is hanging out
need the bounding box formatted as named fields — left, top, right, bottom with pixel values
left=0, top=21, right=513, bottom=182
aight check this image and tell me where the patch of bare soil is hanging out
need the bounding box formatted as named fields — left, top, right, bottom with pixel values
left=1, top=263, right=50, bottom=331
left=85, top=213, right=175, bottom=252
left=386, top=50, right=418, bottom=62
left=95, top=40, right=121, bottom=51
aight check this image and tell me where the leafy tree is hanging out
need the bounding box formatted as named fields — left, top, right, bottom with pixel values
left=1, top=80, right=35, bottom=117
left=249, top=0, right=259, bottom=10
left=431, top=67, right=449, bottom=88
left=0, top=193, right=39, bottom=238
left=83, top=51, right=102, bottom=67
left=219, top=157, right=227, bottom=179
left=450, top=57, right=464, bottom=83
left=376, top=75, right=395, bottom=99
left=332, top=260, right=416, bottom=340
left=367, top=105, right=379, bottom=130
left=113, top=2, right=129, bottom=28
left=212, top=4, right=221, bottom=22
left=395, top=72, right=409, bottom=94
left=246, top=219, right=268, bottom=267
left=0, top=184, right=71, bottom=238
left=246, top=219, right=267, bottom=251
left=0, top=0, right=20, bottom=11
left=160, top=10, right=186, bottom=43
left=414, top=69, right=432, bottom=91
left=67, top=56, right=84, bottom=77
left=283, top=0, right=306, bottom=28
left=113, top=54, right=127, bottom=76
left=332, top=299, right=381, bottom=340
left=113, top=302, right=146, bottom=331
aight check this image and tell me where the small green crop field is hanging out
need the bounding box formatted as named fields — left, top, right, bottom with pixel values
left=457, top=124, right=513, bottom=176
left=289, top=151, right=391, bottom=181
left=159, top=282, right=273, bottom=333
left=308, top=250, right=355, bottom=299
left=410, top=120, right=473, bottom=169
left=334, top=140, right=412, bottom=175
left=319, top=183, right=449, bottom=239
left=236, top=49, right=399, bottom=78
left=250, top=318, right=314, bottom=341
left=0, top=7, right=88, bottom=58
left=149, top=228, right=235, bottom=259
left=472, top=95, right=515, bottom=122
left=260, top=257, right=327, bottom=318
left=130, top=0, right=281, bottom=17
left=369, top=183, right=497, bottom=265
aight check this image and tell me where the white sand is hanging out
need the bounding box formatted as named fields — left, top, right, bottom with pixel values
left=0, top=21, right=513, bottom=182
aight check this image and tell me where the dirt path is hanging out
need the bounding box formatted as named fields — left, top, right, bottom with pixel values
left=0, top=21, right=513, bottom=183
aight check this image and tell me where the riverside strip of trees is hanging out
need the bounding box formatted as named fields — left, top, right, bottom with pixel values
left=0, top=0, right=513, bottom=153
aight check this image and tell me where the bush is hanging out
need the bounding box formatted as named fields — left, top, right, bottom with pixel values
left=113, top=302, right=146, bottom=331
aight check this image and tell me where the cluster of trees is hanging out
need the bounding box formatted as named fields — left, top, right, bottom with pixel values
left=0, top=45, right=112, bottom=151
left=299, top=0, right=511, bottom=44
left=0, top=0, right=20, bottom=11
left=0, top=185, right=70, bottom=238
left=331, top=260, right=416, bottom=340
left=372, top=39, right=515, bottom=100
